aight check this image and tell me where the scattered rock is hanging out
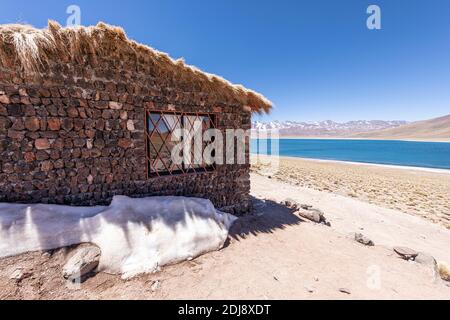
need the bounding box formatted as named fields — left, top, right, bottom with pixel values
left=437, top=262, right=450, bottom=281
left=35, top=138, right=51, bottom=150
left=63, top=244, right=101, bottom=282
left=9, top=267, right=32, bottom=282
left=414, top=253, right=437, bottom=266
left=304, top=285, right=315, bottom=293
left=109, top=101, right=123, bottom=110
left=151, top=280, right=161, bottom=292
left=300, top=204, right=313, bottom=210
left=393, top=247, right=418, bottom=261
left=297, top=208, right=322, bottom=223
left=339, top=288, right=351, bottom=295
left=0, top=94, right=10, bottom=104
left=281, top=199, right=331, bottom=225
left=282, top=198, right=298, bottom=210
left=354, top=233, right=374, bottom=246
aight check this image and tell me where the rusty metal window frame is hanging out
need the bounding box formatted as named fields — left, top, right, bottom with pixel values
left=145, top=110, right=218, bottom=178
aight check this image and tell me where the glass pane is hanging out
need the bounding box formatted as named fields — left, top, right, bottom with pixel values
left=148, top=113, right=160, bottom=131
left=148, top=112, right=182, bottom=174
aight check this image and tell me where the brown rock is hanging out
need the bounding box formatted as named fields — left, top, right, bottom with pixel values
left=47, top=118, right=61, bottom=131
left=394, top=247, right=418, bottom=260
left=23, top=152, right=36, bottom=162
left=126, top=120, right=135, bottom=131
left=73, top=138, right=86, bottom=148
left=36, top=150, right=50, bottom=161
left=67, top=107, right=79, bottom=118
left=24, top=117, right=40, bottom=131
left=109, top=101, right=123, bottom=110
left=11, top=119, right=25, bottom=130
left=35, top=138, right=51, bottom=150
left=354, top=233, right=374, bottom=246
left=41, top=160, right=53, bottom=172
left=8, top=129, right=25, bottom=140
left=0, top=95, right=10, bottom=104
left=61, top=118, right=74, bottom=131
left=118, top=138, right=132, bottom=149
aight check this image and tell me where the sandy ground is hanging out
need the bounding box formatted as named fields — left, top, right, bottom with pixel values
left=252, top=155, right=450, bottom=228
left=1, top=172, right=450, bottom=300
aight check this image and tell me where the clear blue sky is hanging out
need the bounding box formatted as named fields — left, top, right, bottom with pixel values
left=1, top=0, right=450, bottom=122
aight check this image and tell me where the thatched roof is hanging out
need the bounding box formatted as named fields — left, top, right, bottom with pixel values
left=0, top=21, right=272, bottom=113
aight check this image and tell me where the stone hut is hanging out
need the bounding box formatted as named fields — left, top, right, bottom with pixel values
left=0, top=22, right=271, bottom=214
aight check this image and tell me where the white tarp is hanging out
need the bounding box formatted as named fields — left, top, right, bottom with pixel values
left=0, top=196, right=237, bottom=278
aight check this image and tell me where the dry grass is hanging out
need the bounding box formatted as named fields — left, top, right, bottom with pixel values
left=0, top=21, right=272, bottom=113
left=252, top=155, right=450, bottom=228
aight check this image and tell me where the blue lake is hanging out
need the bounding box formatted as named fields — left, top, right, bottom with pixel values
left=251, top=139, right=450, bottom=170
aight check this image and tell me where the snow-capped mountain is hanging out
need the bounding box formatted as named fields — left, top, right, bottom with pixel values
left=252, top=120, right=408, bottom=137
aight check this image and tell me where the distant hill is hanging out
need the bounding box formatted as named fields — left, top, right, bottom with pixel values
left=252, top=120, right=407, bottom=137
left=352, top=115, right=450, bottom=141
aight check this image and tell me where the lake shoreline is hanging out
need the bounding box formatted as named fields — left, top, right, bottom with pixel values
left=251, top=139, right=450, bottom=170
left=260, top=136, right=450, bottom=143
left=251, top=154, right=450, bottom=174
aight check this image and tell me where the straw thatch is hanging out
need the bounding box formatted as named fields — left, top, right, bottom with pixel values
left=0, top=21, right=272, bottom=113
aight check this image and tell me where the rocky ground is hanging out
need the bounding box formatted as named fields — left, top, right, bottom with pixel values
left=1, top=173, right=449, bottom=300
left=252, top=155, right=450, bottom=228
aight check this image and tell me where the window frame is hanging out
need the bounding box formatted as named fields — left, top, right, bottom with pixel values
left=144, top=109, right=218, bottom=178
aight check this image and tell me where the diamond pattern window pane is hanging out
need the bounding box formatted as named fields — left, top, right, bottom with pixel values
left=146, top=111, right=216, bottom=177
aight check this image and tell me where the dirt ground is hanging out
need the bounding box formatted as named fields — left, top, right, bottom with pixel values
left=1, top=174, right=449, bottom=300
left=252, top=155, right=450, bottom=228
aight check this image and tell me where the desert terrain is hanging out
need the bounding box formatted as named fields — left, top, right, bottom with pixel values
left=1, top=168, right=449, bottom=300
left=252, top=155, right=450, bottom=228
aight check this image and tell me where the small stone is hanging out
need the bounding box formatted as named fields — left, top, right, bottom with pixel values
left=41, top=161, right=53, bottom=172
left=109, top=101, right=123, bottom=110
left=9, top=267, right=31, bottom=282
left=414, top=253, right=436, bottom=266
left=151, top=280, right=161, bottom=292
left=11, top=119, right=25, bottom=130
left=63, top=244, right=101, bottom=282
left=19, top=88, right=28, bottom=96
left=24, top=117, right=40, bottom=131
left=47, top=118, right=61, bottom=131
left=7, top=130, right=25, bottom=140
left=23, top=152, right=36, bottom=162
left=282, top=198, right=298, bottom=210
left=304, top=285, right=315, bottom=293
left=354, top=233, right=374, bottom=246
left=339, top=288, right=351, bottom=295
left=0, top=95, right=10, bottom=104
left=394, top=247, right=418, bottom=260
left=35, top=138, right=50, bottom=150
left=67, top=107, right=79, bottom=118
left=86, top=139, right=93, bottom=149
left=118, top=138, right=132, bottom=149
left=126, top=120, right=135, bottom=131
left=437, top=262, right=450, bottom=281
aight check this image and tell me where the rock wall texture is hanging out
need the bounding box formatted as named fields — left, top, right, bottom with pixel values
left=0, top=59, right=252, bottom=214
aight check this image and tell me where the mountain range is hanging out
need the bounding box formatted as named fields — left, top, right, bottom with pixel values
left=352, top=114, right=450, bottom=141
left=252, top=120, right=408, bottom=137
left=252, top=115, right=450, bottom=141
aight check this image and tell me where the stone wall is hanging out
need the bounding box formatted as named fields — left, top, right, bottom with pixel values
left=0, top=59, right=252, bottom=214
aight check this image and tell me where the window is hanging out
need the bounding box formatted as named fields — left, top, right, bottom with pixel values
left=145, top=111, right=217, bottom=177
